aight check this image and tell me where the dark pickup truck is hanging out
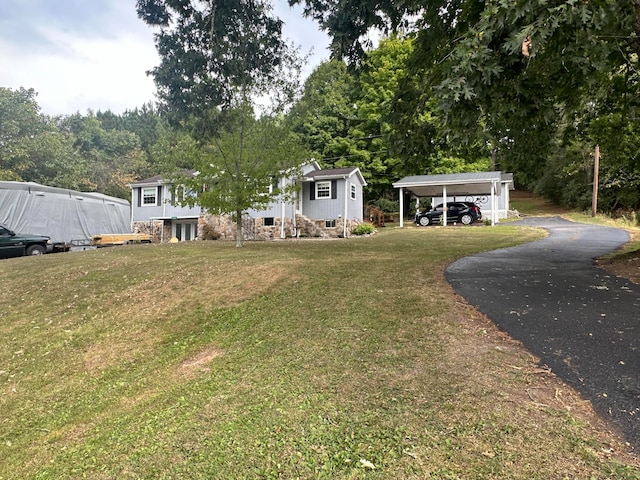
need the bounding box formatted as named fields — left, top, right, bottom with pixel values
left=0, top=224, right=52, bottom=259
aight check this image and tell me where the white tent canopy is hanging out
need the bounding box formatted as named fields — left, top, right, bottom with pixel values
left=393, top=172, right=513, bottom=226
left=0, top=181, right=131, bottom=243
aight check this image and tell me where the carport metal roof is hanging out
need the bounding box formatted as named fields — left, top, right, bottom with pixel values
left=393, top=172, right=508, bottom=197
left=393, top=172, right=513, bottom=227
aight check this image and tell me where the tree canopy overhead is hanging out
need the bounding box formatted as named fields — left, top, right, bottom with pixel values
left=137, top=0, right=301, bottom=137
left=291, top=0, right=639, bottom=116
left=137, top=0, right=308, bottom=246
left=287, top=0, right=640, bottom=210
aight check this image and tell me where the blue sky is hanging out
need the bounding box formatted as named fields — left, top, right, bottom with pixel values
left=0, top=0, right=330, bottom=116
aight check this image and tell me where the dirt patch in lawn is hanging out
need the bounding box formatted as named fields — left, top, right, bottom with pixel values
left=175, top=345, right=224, bottom=380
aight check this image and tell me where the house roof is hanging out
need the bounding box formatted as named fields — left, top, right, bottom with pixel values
left=393, top=172, right=513, bottom=197
left=304, top=167, right=367, bottom=186
left=129, top=170, right=197, bottom=187
left=130, top=165, right=368, bottom=188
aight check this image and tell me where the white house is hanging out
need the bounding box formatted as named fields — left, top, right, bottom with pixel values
left=129, top=161, right=367, bottom=242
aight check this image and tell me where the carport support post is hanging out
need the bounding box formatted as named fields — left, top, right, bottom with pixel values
left=442, top=186, right=447, bottom=225
left=399, top=187, right=404, bottom=227
left=491, top=181, right=497, bottom=226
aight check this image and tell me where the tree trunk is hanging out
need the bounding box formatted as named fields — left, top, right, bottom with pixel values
left=235, top=209, right=243, bottom=248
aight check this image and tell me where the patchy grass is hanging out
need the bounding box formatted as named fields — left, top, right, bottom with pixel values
left=1, top=226, right=639, bottom=479
left=510, top=189, right=569, bottom=216
left=595, top=225, right=640, bottom=285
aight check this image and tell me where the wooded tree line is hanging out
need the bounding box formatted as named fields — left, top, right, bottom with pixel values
left=0, top=87, right=163, bottom=199
left=0, top=37, right=489, bottom=208
left=2, top=0, right=640, bottom=214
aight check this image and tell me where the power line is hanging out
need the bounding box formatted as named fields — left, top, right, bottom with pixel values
left=321, top=149, right=389, bottom=162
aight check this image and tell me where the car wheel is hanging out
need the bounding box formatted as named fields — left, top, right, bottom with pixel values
left=460, top=214, right=473, bottom=225
left=26, top=244, right=46, bottom=255
left=418, top=216, right=431, bottom=226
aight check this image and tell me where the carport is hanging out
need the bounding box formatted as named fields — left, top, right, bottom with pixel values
left=393, top=172, right=511, bottom=227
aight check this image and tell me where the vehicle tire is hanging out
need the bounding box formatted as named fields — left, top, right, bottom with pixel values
left=418, top=216, right=431, bottom=226
left=460, top=214, right=473, bottom=225
left=26, top=244, right=46, bottom=255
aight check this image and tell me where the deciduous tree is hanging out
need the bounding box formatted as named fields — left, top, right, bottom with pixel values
left=292, top=0, right=640, bottom=206
left=137, top=0, right=307, bottom=246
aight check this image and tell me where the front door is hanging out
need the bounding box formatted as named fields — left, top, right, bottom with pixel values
left=172, top=221, right=198, bottom=241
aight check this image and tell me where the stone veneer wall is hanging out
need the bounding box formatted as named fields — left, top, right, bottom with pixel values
left=132, top=220, right=164, bottom=243
left=199, top=214, right=297, bottom=241
left=133, top=215, right=363, bottom=243
left=295, top=215, right=361, bottom=238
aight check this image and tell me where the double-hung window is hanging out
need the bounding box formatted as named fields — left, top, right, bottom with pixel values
left=315, top=181, right=331, bottom=199
left=142, top=187, right=157, bottom=206
left=350, top=183, right=356, bottom=200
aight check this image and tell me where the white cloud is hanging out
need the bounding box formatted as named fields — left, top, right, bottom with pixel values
left=0, top=0, right=329, bottom=117
left=1, top=32, right=159, bottom=115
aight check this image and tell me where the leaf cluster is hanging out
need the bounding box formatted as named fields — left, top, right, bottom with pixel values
left=137, top=0, right=301, bottom=140
left=0, top=88, right=168, bottom=199
left=291, top=0, right=640, bottom=210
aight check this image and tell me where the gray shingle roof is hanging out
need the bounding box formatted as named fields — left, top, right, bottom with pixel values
left=129, top=170, right=197, bottom=187
left=304, top=167, right=358, bottom=179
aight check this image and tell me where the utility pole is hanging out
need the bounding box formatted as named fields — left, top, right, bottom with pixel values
left=592, top=145, right=600, bottom=217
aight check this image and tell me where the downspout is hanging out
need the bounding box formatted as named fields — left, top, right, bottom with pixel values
left=130, top=188, right=135, bottom=232
left=343, top=179, right=348, bottom=237
left=280, top=197, right=285, bottom=239
left=162, top=184, right=167, bottom=218
left=297, top=181, right=303, bottom=238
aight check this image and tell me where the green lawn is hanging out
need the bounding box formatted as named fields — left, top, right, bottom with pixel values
left=1, top=224, right=638, bottom=479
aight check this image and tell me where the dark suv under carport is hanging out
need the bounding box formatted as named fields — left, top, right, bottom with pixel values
left=415, top=202, right=482, bottom=226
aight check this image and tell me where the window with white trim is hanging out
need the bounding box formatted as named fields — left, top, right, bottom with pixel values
left=263, top=217, right=275, bottom=226
left=316, top=181, right=331, bottom=199
left=350, top=183, right=356, bottom=200
left=325, top=219, right=336, bottom=228
left=142, top=187, right=157, bottom=205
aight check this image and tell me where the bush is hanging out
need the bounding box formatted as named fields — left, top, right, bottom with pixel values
left=351, top=223, right=375, bottom=236
left=373, top=198, right=399, bottom=213
left=200, top=224, right=220, bottom=240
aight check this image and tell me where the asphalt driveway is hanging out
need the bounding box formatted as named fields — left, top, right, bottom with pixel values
left=446, top=216, right=640, bottom=450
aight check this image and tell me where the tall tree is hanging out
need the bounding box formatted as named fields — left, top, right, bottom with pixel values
left=342, top=36, right=427, bottom=199
left=59, top=113, right=148, bottom=198
left=137, top=0, right=306, bottom=246
left=0, top=87, right=86, bottom=189
left=292, top=0, right=640, bottom=200
left=137, top=0, right=298, bottom=136
left=286, top=60, right=357, bottom=167
left=170, top=106, right=308, bottom=246
left=0, top=87, right=45, bottom=180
